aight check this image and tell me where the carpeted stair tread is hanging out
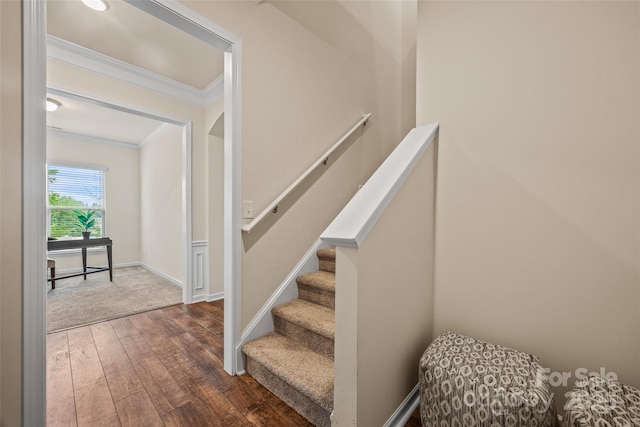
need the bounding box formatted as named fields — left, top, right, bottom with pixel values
left=316, top=248, right=335, bottom=259
left=243, top=332, right=334, bottom=411
left=296, top=270, right=335, bottom=292
left=297, top=270, right=335, bottom=309
left=316, top=248, right=336, bottom=273
left=273, top=299, right=334, bottom=340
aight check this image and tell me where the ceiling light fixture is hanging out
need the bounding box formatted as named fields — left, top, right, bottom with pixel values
left=81, top=0, right=109, bottom=12
left=46, top=97, right=62, bottom=112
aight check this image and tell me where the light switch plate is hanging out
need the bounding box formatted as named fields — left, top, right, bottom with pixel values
left=243, top=201, right=254, bottom=219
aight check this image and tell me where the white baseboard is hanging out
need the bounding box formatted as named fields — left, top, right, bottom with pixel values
left=383, top=383, right=420, bottom=427
left=189, top=291, right=223, bottom=304
left=207, top=292, right=224, bottom=302
left=140, top=263, right=183, bottom=288
left=54, top=262, right=141, bottom=275
left=55, top=263, right=184, bottom=290
left=116, top=262, right=142, bottom=268
left=190, top=294, right=207, bottom=303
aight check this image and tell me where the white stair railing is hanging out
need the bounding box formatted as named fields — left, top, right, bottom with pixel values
left=321, top=122, right=439, bottom=426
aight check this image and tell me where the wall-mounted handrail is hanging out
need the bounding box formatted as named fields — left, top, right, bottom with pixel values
left=242, top=113, right=372, bottom=233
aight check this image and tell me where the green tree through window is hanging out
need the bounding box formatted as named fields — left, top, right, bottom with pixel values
left=47, top=165, right=104, bottom=238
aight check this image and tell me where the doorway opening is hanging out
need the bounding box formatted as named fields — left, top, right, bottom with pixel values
left=45, top=87, right=191, bottom=332
left=23, top=1, right=243, bottom=424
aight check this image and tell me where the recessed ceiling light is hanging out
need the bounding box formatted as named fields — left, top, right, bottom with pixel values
left=46, top=98, right=62, bottom=112
left=81, top=0, right=109, bottom=12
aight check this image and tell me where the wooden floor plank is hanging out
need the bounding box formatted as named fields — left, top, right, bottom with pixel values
left=160, top=401, right=215, bottom=427
left=113, top=389, right=164, bottom=427
left=405, top=407, right=422, bottom=426
left=165, top=339, right=238, bottom=420
left=109, top=317, right=141, bottom=340
left=129, top=312, right=188, bottom=362
left=173, top=301, right=223, bottom=331
left=67, top=326, right=106, bottom=391
left=244, top=401, right=311, bottom=427
left=47, top=394, right=78, bottom=426
left=194, top=299, right=224, bottom=318
left=143, top=309, right=185, bottom=338
left=77, top=415, right=121, bottom=427
left=47, top=332, right=78, bottom=427
left=74, top=377, right=120, bottom=427
left=47, top=332, right=74, bottom=398
left=118, top=332, right=190, bottom=416
left=161, top=307, right=225, bottom=362
left=160, top=305, right=209, bottom=336
left=90, top=322, right=144, bottom=401
left=67, top=326, right=121, bottom=426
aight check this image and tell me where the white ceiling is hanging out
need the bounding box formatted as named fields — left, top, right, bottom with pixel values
left=46, top=0, right=224, bottom=144
left=47, top=0, right=224, bottom=90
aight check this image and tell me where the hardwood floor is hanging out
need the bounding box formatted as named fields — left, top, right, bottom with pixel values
left=47, top=301, right=313, bottom=427
left=405, top=408, right=422, bottom=426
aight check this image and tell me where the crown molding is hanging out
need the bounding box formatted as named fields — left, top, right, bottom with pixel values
left=203, top=74, right=225, bottom=106
left=139, top=122, right=170, bottom=148
left=46, top=35, right=223, bottom=108
left=47, top=127, right=141, bottom=150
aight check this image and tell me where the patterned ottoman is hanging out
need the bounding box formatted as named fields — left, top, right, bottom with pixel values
left=564, top=375, right=640, bottom=426
left=419, top=332, right=558, bottom=427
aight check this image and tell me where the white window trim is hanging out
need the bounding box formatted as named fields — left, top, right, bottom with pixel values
left=47, top=162, right=107, bottom=239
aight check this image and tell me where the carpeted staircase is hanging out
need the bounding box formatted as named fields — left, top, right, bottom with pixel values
left=242, top=248, right=336, bottom=426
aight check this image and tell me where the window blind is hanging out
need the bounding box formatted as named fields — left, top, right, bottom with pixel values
left=47, top=164, right=105, bottom=239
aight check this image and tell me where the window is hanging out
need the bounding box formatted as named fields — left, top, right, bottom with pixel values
left=47, top=164, right=105, bottom=239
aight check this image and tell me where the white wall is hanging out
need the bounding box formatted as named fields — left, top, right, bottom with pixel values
left=140, top=124, right=184, bottom=284
left=417, top=0, right=640, bottom=407
left=47, top=135, right=141, bottom=271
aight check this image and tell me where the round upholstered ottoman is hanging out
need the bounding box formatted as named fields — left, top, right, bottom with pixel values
left=564, top=375, right=640, bottom=426
left=419, top=332, right=558, bottom=426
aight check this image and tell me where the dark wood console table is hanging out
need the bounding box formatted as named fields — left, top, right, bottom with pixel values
left=47, top=237, right=113, bottom=282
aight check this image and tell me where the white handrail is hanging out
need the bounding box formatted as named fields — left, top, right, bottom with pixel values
left=242, top=113, right=372, bottom=233
left=321, top=122, right=439, bottom=247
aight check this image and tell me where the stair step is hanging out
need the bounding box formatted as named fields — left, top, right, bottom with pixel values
left=317, top=248, right=336, bottom=273
left=243, top=332, right=333, bottom=427
left=273, top=299, right=334, bottom=359
left=296, top=271, right=335, bottom=309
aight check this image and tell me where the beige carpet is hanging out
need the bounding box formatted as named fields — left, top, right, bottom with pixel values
left=47, top=266, right=182, bottom=333
left=242, top=248, right=336, bottom=426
